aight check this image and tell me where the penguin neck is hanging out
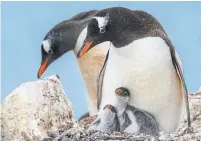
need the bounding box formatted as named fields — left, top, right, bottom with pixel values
left=73, top=27, right=109, bottom=115
left=115, top=100, right=128, bottom=116
left=73, top=27, right=88, bottom=54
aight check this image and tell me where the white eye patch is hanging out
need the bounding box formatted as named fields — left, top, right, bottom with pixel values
left=42, top=40, right=52, bottom=54
left=93, top=13, right=109, bottom=34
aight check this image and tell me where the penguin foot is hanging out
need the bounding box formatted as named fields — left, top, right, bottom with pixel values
left=183, top=126, right=193, bottom=134
left=178, top=126, right=193, bottom=136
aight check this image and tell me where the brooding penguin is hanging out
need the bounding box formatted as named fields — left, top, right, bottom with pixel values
left=37, top=10, right=110, bottom=116
left=77, top=7, right=190, bottom=132
left=115, top=87, right=159, bottom=135
left=89, top=104, right=119, bottom=134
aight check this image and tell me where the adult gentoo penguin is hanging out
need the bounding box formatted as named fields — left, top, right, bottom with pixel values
left=77, top=7, right=190, bottom=132
left=37, top=10, right=109, bottom=116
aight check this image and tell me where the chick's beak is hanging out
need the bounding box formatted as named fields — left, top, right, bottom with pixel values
left=115, top=89, right=121, bottom=95
left=77, top=40, right=94, bottom=58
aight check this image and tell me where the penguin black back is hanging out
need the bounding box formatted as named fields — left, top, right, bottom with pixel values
left=85, top=7, right=167, bottom=48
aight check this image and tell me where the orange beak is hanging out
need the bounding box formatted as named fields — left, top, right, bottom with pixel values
left=115, top=89, right=121, bottom=95
left=78, top=40, right=94, bottom=57
left=37, top=58, right=49, bottom=78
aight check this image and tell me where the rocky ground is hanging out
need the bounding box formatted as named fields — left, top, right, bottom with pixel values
left=1, top=76, right=201, bottom=141
left=42, top=94, right=201, bottom=141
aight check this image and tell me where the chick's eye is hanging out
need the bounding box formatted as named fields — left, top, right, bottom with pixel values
left=124, top=92, right=128, bottom=96
left=147, top=123, right=152, bottom=127
left=113, top=108, right=116, bottom=113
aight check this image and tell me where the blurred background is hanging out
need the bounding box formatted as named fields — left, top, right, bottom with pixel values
left=1, top=1, right=201, bottom=119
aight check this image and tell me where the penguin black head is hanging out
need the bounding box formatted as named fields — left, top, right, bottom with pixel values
left=37, top=10, right=98, bottom=78
left=77, top=7, right=165, bottom=58
left=77, top=8, right=112, bottom=58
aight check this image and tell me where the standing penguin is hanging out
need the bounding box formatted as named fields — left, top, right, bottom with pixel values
left=89, top=104, right=119, bottom=134
left=115, top=87, right=159, bottom=136
left=37, top=10, right=110, bottom=116
left=77, top=7, right=190, bottom=132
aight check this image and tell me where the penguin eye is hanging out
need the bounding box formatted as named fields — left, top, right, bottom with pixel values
left=42, top=39, right=54, bottom=55
left=147, top=123, right=152, bottom=127
left=100, top=28, right=106, bottom=34
left=48, top=49, right=53, bottom=54
left=124, top=92, right=128, bottom=96
left=100, top=24, right=109, bottom=34
left=112, top=107, right=116, bottom=113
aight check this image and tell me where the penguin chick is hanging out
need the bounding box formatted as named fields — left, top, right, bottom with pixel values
left=89, top=104, right=119, bottom=134
left=132, top=107, right=159, bottom=136
left=115, top=87, right=130, bottom=116
left=115, top=87, right=159, bottom=135
left=114, top=87, right=131, bottom=132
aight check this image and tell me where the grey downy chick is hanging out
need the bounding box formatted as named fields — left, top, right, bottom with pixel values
left=89, top=104, right=119, bottom=134
left=115, top=87, right=159, bottom=136
left=114, top=87, right=131, bottom=132
left=126, top=105, right=159, bottom=136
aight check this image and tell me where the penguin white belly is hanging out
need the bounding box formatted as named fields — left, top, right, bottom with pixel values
left=75, top=27, right=110, bottom=115
left=124, top=110, right=140, bottom=133
left=100, top=37, right=183, bottom=132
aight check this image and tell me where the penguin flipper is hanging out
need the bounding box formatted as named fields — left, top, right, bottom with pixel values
left=97, top=49, right=110, bottom=110
left=120, top=112, right=132, bottom=132
left=78, top=112, right=90, bottom=121
left=164, top=37, right=191, bottom=127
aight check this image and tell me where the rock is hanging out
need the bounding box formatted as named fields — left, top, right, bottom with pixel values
left=1, top=113, right=11, bottom=141
left=1, top=75, right=76, bottom=141
left=78, top=115, right=97, bottom=129
left=155, top=93, right=201, bottom=141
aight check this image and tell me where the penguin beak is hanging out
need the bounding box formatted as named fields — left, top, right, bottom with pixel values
left=77, top=40, right=94, bottom=58
left=115, top=89, right=121, bottom=95
left=37, top=57, right=49, bottom=78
